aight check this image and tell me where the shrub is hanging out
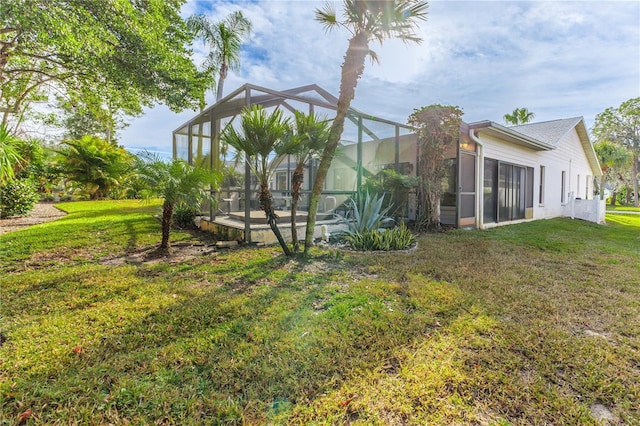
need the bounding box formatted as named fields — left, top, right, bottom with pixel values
left=339, top=191, right=394, bottom=236
left=172, top=203, right=200, bottom=228
left=0, top=178, right=40, bottom=218
left=346, top=223, right=416, bottom=251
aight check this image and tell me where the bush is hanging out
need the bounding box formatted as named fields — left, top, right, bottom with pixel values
left=0, top=178, right=40, bottom=218
left=346, top=223, right=416, bottom=251
left=172, top=203, right=200, bottom=228
left=339, top=191, right=394, bottom=236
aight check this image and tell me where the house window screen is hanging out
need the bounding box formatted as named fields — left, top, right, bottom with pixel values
left=275, top=171, right=288, bottom=191
left=498, top=164, right=523, bottom=221
left=561, top=171, right=567, bottom=204
left=526, top=167, right=534, bottom=208
left=539, top=166, right=545, bottom=205
left=586, top=175, right=591, bottom=199
left=484, top=158, right=498, bottom=223
left=441, top=159, right=457, bottom=207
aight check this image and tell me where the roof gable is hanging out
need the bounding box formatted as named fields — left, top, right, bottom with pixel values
left=468, top=117, right=602, bottom=176
left=509, top=117, right=583, bottom=147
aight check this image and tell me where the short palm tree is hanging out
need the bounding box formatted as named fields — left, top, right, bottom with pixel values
left=187, top=11, right=252, bottom=101
left=221, top=106, right=297, bottom=256
left=136, top=157, right=220, bottom=251
left=0, top=124, right=23, bottom=184
left=56, top=136, right=133, bottom=199
left=290, top=111, right=330, bottom=252
left=504, top=108, right=535, bottom=125
left=304, top=0, right=428, bottom=255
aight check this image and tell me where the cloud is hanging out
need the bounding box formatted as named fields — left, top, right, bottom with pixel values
left=120, top=0, right=640, bottom=153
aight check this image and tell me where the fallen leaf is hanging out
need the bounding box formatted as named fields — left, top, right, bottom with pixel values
left=18, top=409, right=33, bottom=424
left=339, top=397, right=354, bottom=407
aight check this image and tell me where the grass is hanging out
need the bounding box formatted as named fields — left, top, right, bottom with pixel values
left=606, top=204, right=640, bottom=212
left=1, top=201, right=639, bottom=425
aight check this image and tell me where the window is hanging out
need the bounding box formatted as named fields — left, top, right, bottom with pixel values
left=525, top=167, right=534, bottom=208
left=275, top=171, right=288, bottom=191
left=561, top=171, right=567, bottom=204
left=483, top=158, right=532, bottom=223
left=577, top=174, right=581, bottom=198
left=441, top=159, right=457, bottom=207
left=539, top=166, right=545, bottom=205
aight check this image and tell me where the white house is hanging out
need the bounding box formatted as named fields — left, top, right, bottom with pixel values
left=450, top=117, right=605, bottom=229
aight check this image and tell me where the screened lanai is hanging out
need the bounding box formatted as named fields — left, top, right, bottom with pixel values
left=172, top=83, right=416, bottom=243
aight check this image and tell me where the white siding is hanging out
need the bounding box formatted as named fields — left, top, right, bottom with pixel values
left=478, top=127, right=597, bottom=225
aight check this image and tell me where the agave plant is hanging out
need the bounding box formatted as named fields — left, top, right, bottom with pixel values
left=339, top=190, right=394, bottom=236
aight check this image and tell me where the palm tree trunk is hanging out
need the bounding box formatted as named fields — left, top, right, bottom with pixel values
left=160, top=200, right=174, bottom=250
left=259, top=182, right=292, bottom=256
left=290, top=163, right=305, bottom=252
left=600, top=175, right=606, bottom=200
left=304, top=32, right=369, bottom=255
left=216, top=63, right=228, bottom=102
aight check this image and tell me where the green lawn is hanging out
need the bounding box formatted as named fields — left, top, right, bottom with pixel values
left=606, top=204, right=640, bottom=212
left=1, top=201, right=639, bottom=425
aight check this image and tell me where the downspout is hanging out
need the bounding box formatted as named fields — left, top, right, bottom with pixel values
left=468, top=128, right=484, bottom=229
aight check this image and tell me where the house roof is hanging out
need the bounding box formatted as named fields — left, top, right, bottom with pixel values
left=467, top=120, right=556, bottom=150
left=467, top=117, right=602, bottom=176
left=509, top=117, right=583, bottom=147
left=513, top=117, right=601, bottom=176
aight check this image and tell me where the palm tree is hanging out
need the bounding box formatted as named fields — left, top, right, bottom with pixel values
left=221, top=106, right=297, bottom=256
left=56, top=136, right=133, bottom=199
left=304, top=0, right=428, bottom=255
left=594, top=140, right=632, bottom=201
left=0, top=124, right=23, bottom=184
left=504, top=108, right=535, bottom=125
left=188, top=11, right=252, bottom=102
left=290, top=111, right=330, bottom=252
left=136, top=156, right=220, bottom=251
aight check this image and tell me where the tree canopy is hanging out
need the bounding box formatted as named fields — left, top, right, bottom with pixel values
left=0, top=0, right=210, bottom=132
left=187, top=11, right=252, bottom=102
left=593, top=98, right=640, bottom=206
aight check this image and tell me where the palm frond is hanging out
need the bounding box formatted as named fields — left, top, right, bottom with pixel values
left=315, top=2, right=339, bottom=32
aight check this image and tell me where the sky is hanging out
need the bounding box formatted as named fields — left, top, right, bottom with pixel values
left=119, top=0, right=640, bottom=158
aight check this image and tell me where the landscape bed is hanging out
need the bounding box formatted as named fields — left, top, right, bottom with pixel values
left=1, top=200, right=638, bottom=424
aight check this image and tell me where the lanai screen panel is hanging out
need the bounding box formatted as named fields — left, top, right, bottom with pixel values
left=190, top=118, right=211, bottom=168
left=174, top=124, right=189, bottom=161
left=171, top=83, right=416, bottom=229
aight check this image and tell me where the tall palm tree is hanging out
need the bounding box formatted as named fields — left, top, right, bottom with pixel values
left=504, top=108, right=535, bottom=125
left=221, top=106, right=297, bottom=256
left=304, top=0, right=428, bottom=255
left=290, top=111, right=330, bottom=252
left=136, top=156, right=220, bottom=251
left=188, top=11, right=252, bottom=102
left=594, top=140, right=632, bottom=201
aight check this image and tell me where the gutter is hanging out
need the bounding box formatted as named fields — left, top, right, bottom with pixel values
left=468, top=121, right=555, bottom=151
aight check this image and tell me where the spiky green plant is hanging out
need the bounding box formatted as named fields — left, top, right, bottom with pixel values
left=346, top=222, right=415, bottom=251
left=339, top=191, right=394, bottom=236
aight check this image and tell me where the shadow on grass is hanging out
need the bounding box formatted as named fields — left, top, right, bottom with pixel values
left=3, top=214, right=639, bottom=424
